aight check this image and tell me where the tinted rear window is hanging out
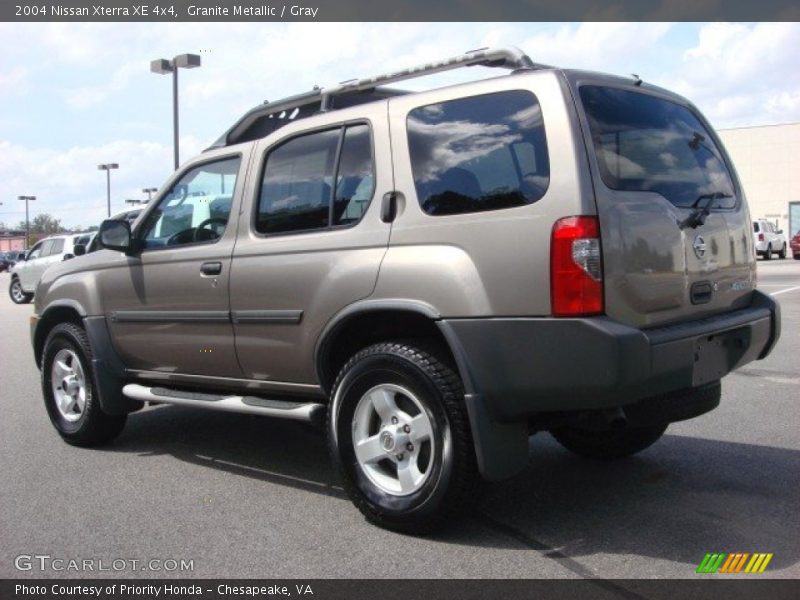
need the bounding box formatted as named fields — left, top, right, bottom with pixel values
left=407, top=90, right=549, bottom=216
left=580, top=86, right=735, bottom=209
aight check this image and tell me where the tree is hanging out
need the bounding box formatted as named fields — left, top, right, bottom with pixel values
left=17, top=213, right=64, bottom=235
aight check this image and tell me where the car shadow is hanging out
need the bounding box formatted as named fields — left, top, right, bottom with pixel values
left=110, top=405, right=800, bottom=573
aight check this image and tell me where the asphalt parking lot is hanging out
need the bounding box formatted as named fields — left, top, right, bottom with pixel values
left=0, top=261, right=798, bottom=581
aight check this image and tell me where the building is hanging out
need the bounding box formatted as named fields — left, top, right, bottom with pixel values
left=0, top=231, right=26, bottom=252
left=717, top=122, right=800, bottom=241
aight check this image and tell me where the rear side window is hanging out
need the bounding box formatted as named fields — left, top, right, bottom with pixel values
left=753, top=223, right=759, bottom=232
left=257, top=124, right=374, bottom=234
left=580, top=86, right=736, bottom=209
left=407, top=90, right=550, bottom=216
left=48, top=239, right=65, bottom=255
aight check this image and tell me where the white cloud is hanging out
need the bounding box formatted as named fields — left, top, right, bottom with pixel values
left=63, top=61, right=144, bottom=108
left=520, top=22, right=672, bottom=70
left=0, top=66, right=29, bottom=94
left=0, top=138, right=183, bottom=229
left=656, top=22, right=800, bottom=127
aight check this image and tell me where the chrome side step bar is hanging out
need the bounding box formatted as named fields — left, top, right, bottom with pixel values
left=122, top=383, right=325, bottom=423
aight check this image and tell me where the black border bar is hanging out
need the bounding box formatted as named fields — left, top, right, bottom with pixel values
left=3, top=0, right=800, bottom=22
left=2, top=579, right=800, bottom=600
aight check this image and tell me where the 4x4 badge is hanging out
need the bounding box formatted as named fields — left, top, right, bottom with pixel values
left=693, top=235, right=707, bottom=258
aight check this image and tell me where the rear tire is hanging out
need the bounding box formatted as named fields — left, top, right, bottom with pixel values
left=328, top=342, right=478, bottom=534
left=41, top=322, right=127, bottom=446
left=551, top=423, right=668, bottom=460
left=778, top=244, right=787, bottom=259
left=764, top=244, right=773, bottom=260
left=9, top=277, right=33, bottom=304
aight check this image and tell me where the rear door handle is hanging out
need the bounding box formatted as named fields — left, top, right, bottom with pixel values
left=200, top=261, right=222, bottom=276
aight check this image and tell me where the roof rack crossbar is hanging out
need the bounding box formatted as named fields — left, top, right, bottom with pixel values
left=319, top=46, right=534, bottom=111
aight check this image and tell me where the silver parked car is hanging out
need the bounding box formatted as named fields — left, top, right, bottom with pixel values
left=29, top=48, right=779, bottom=533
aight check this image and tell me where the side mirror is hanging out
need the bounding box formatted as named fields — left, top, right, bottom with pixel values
left=777, top=229, right=783, bottom=234
left=62, top=253, right=75, bottom=261
left=73, top=244, right=86, bottom=257
left=99, top=219, right=135, bottom=254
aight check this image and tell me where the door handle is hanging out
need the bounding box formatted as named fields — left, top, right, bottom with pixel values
left=381, top=191, right=399, bottom=223
left=200, top=261, right=222, bottom=276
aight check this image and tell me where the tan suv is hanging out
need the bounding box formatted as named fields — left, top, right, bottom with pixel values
left=30, top=48, right=780, bottom=533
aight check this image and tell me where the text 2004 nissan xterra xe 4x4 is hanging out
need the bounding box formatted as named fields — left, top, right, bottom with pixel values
left=30, top=48, right=780, bottom=533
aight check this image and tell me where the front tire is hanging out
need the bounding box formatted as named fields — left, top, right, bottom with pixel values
left=41, top=322, right=126, bottom=446
left=9, top=277, right=33, bottom=304
left=551, top=423, right=668, bottom=460
left=328, top=342, right=478, bottom=534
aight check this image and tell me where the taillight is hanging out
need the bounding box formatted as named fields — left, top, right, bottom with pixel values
left=551, top=216, right=603, bottom=317
left=758, top=233, right=765, bottom=242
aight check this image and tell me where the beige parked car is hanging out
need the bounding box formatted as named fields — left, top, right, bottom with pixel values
left=30, top=48, right=780, bottom=533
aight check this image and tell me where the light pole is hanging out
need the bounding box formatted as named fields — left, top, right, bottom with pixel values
left=97, top=163, right=119, bottom=218
left=142, top=187, right=158, bottom=202
left=150, top=54, right=201, bottom=170
left=17, top=195, right=36, bottom=248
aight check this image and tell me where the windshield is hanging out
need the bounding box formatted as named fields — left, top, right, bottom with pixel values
left=580, top=86, right=735, bottom=209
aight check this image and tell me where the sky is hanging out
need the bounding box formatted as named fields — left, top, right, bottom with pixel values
left=1, top=21, right=799, bottom=230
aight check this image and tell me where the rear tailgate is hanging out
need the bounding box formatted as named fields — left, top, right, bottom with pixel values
left=571, top=79, right=756, bottom=328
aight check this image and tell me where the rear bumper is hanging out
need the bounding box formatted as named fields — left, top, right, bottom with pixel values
left=439, top=290, right=780, bottom=421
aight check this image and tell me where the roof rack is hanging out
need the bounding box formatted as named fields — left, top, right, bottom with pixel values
left=209, top=46, right=539, bottom=149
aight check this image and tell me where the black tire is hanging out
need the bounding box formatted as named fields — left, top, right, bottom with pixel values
left=328, top=342, right=478, bottom=534
left=764, top=244, right=773, bottom=260
left=551, top=423, right=668, bottom=460
left=41, top=322, right=126, bottom=446
left=9, top=276, right=33, bottom=304
left=778, top=244, right=787, bottom=259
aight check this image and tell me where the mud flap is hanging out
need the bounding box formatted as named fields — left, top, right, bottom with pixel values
left=84, top=316, right=142, bottom=415
left=464, top=393, right=529, bottom=481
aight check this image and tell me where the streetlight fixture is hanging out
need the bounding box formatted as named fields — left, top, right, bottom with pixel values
left=142, top=187, right=158, bottom=202
left=150, top=53, right=201, bottom=170
left=97, top=163, right=119, bottom=218
left=125, top=199, right=143, bottom=207
left=17, top=195, right=36, bottom=248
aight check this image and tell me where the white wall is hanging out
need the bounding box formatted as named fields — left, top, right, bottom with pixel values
left=717, top=122, right=800, bottom=238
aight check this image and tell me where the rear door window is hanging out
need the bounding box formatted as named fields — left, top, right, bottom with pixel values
left=406, top=90, right=550, bottom=216
left=47, top=239, right=65, bottom=255
left=256, top=124, right=375, bottom=234
left=580, top=86, right=735, bottom=209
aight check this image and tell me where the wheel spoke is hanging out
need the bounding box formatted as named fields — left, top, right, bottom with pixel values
left=75, top=390, right=86, bottom=414
left=53, top=360, right=72, bottom=380
left=369, top=388, right=398, bottom=422
left=61, top=395, right=76, bottom=415
left=354, top=434, right=385, bottom=465
left=409, top=412, right=433, bottom=444
left=396, top=460, right=423, bottom=494
left=72, top=360, right=85, bottom=382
